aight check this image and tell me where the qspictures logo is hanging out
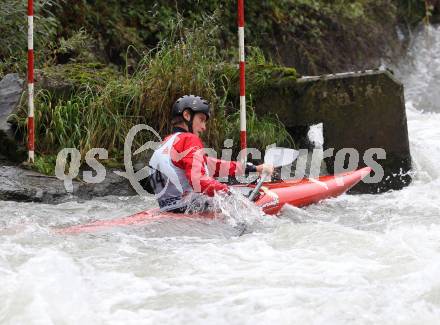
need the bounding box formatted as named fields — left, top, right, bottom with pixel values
left=54, top=124, right=386, bottom=195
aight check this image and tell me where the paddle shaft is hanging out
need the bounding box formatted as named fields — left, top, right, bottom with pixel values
left=248, top=172, right=269, bottom=201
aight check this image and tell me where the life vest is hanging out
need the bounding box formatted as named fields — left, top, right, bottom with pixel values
left=148, top=132, right=199, bottom=211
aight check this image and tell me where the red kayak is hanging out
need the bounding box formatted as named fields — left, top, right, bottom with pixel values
left=58, top=167, right=371, bottom=234
left=253, top=167, right=371, bottom=214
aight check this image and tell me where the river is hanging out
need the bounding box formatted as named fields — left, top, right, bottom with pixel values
left=1, top=26, right=440, bottom=324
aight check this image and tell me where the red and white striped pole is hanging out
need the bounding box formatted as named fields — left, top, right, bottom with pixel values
left=27, top=0, right=35, bottom=162
left=238, top=0, right=247, bottom=163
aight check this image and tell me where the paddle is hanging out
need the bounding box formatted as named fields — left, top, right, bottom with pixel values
left=247, top=148, right=299, bottom=201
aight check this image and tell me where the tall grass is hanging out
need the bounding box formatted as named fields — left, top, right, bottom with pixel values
left=224, top=108, right=294, bottom=158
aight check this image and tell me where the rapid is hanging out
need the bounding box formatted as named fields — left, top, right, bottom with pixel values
left=1, top=26, right=440, bottom=324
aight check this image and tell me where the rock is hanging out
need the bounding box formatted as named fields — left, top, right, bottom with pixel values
left=74, top=170, right=136, bottom=200
left=254, top=69, right=412, bottom=193
left=0, top=74, right=23, bottom=130
left=0, top=166, right=136, bottom=203
left=0, top=74, right=26, bottom=162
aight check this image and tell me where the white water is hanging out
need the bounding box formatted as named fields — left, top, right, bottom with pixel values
left=2, top=27, right=440, bottom=325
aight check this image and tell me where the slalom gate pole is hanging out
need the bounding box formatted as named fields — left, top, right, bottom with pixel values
left=27, top=0, right=35, bottom=163
left=238, top=0, right=247, bottom=163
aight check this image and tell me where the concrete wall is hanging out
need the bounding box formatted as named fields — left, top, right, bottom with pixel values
left=254, top=70, right=412, bottom=193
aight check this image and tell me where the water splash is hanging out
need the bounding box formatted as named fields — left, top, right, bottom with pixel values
left=212, top=189, right=268, bottom=229
left=396, top=25, right=440, bottom=113
left=183, top=189, right=271, bottom=233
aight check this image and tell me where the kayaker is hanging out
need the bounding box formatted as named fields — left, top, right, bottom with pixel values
left=146, top=94, right=274, bottom=213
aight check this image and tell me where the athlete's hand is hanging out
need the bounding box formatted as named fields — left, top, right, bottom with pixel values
left=256, top=163, right=274, bottom=176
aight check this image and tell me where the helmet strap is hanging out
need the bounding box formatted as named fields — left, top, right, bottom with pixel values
left=183, top=110, right=195, bottom=133
left=188, top=112, right=195, bottom=133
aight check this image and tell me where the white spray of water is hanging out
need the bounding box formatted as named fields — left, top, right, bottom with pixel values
left=397, top=25, right=440, bottom=113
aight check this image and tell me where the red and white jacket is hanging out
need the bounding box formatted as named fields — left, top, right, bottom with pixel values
left=148, top=128, right=244, bottom=210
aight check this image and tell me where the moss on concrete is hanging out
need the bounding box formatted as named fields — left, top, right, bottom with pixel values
left=223, top=64, right=297, bottom=100
left=36, top=62, right=120, bottom=99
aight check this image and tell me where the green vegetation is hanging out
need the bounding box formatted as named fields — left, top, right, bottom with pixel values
left=11, top=18, right=294, bottom=173
left=43, top=1, right=403, bottom=74
left=2, top=0, right=435, bottom=78
left=46, top=0, right=437, bottom=74
left=31, top=155, right=57, bottom=175
left=225, top=109, right=294, bottom=159
left=2, top=0, right=436, bottom=174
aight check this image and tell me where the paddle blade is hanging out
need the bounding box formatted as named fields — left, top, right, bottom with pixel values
left=264, top=148, right=299, bottom=168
